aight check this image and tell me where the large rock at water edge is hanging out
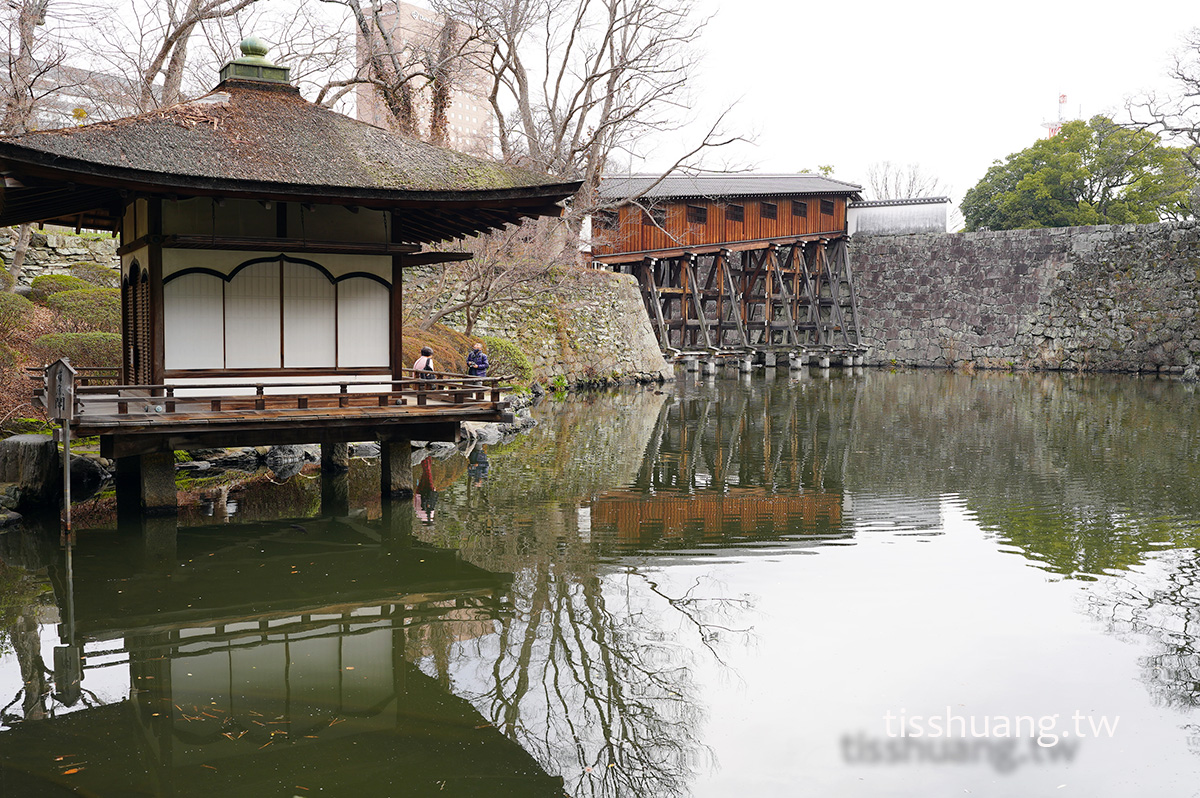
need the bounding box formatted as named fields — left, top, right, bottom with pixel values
left=0, top=434, right=61, bottom=509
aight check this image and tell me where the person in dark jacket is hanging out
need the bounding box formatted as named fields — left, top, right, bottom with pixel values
left=466, top=342, right=489, bottom=377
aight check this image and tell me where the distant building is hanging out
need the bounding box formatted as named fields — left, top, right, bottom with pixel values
left=355, top=0, right=494, bottom=154
left=0, top=58, right=139, bottom=134
left=847, top=196, right=950, bottom=235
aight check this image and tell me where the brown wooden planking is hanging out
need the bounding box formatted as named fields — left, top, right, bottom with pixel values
left=594, top=195, right=847, bottom=260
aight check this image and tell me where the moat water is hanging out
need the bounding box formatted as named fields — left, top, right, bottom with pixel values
left=2, top=369, right=1200, bottom=797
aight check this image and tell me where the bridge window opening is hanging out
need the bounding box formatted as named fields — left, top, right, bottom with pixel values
left=642, top=206, right=667, bottom=226
left=686, top=204, right=707, bottom=225
left=594, top=209, right=618, bottom=230
left=821, top=199, right=835, bottom=216
left=726, top=203, right=744, bottom=223
left=792, top=200, right=808, bottom=218
left=761, top=201, right=777, bottom=220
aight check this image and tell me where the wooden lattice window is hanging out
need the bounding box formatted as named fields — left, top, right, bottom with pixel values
left=121, top=272, right=135, bottom=384
left=642, top=206, right=666, bottom=226
left=726, top=203, right=744, bottom=223
left=135, top=267, right=151, bottom=385
left=686, top=204, right=707, bottom=225
left=792, top=200, right=808, bottom=218
left=761, top=201, right=777, bottom=220
left=821, top=199, right=835, bottom=215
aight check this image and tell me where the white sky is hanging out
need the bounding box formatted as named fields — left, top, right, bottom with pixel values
left=636, top=0, right=1198, bottom=208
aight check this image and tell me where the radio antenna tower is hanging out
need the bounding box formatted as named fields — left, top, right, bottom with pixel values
left=1042, top=93, right=1068, bottom=138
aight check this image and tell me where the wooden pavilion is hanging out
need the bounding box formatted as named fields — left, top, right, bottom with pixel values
left=0, top=38, right=579, bottom=511
left=591, top=173, right=865, bottom=367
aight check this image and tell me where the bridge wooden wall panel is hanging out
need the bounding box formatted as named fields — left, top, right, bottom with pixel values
left=592, top=195, right=850, bottom=258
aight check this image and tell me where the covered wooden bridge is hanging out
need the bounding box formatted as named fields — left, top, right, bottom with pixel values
left=0, top=38, right=578, bottom=512
left=591, top=174, right=866, bottom=369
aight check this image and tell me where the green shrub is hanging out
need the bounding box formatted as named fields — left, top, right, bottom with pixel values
left=70, top=261, right=119, bottom=288
left=46, top=288, right=120, bottom=332
left=0, top=343, right=18, bottom=371
left=29, top=274, right=90, bottom=303
left=0, top=292, right=34, bottom=334
left=0, top=269, right=13, bottom=292
left=30, top=332, right=121, bottom=367
left=480, top=335, right=532, bottom=383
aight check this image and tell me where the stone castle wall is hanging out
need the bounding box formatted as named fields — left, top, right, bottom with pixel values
left=851, top=221, right=1200, bottom=372
left=4, top=229, right=119, bottom=283
left=468, top=269, right=671, bottom=384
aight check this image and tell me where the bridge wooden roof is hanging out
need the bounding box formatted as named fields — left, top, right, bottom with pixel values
left=0, top=78, right=580, bottom=240
left=599, top=173, right=863, bottom=202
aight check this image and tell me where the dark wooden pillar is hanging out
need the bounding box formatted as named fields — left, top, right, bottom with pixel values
left=147, top=199, right=165, bottom=390
left=114, top=454, right=142, bottom=527
left=390, top=216, right=405, bottom=386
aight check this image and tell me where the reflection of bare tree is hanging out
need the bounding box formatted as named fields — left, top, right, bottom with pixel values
left=425, top=433, right=752, bottom=795
left=0, top=561, right=52, bottom=724
left=460, top=563, right=740, bottom=798
left=414, top=387, right=763, bottom=795
left=1088, top=548, right=1200, bottom=750
left=4, top=610, right=47, bottom=722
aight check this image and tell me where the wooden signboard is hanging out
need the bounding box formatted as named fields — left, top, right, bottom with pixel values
left=46, top=358, right=77, bottom=421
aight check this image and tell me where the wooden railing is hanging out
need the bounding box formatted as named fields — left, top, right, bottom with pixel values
left=31, top=365, right=506, bottom=420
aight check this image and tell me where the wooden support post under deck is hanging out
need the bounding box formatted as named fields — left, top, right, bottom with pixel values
left=138, top=450, right=177, bottom=515
left=380, top=439, right=413, bottom=498
left=321, top=441, right=350, bottom=473
left=684, top=254, right=713, bottom=350
left=640, top=258, right=670, bottom=349
left=769, top=246, right=802, bottom=347
left=114, top=454, right=142, bottom=525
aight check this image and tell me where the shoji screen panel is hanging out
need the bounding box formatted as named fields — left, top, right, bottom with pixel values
left=283, top=262, right=336, bottom=368
left=225, top=261, right=281, bottom=369
left=337, top=277, right=389, bottom=367
left=164, top=273, right=225, bottom=369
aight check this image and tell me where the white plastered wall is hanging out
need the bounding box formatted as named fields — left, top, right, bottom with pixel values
left=160, top=251, right=393, bottom=379
left=161, top=198, right=390, bottom=244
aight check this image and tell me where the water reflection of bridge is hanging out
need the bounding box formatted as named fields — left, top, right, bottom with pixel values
left=0, top=519, right=564, bottom=797
left=593, top=490, right=842, bottom=542
left=590, top=377, right=859, bottom=547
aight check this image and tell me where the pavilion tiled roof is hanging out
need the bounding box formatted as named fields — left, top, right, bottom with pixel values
left=4, top=80, right=562, bottom=195
left=0, top=78, right=580, bottom=238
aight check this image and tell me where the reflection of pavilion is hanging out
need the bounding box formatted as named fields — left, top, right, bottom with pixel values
left=1, top=519, right=564, bottom=797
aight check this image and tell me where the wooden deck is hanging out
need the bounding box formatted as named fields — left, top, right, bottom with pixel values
left=33, top=367, right=510, bottom=458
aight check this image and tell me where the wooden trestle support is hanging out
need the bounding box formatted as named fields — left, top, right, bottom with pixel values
left=608, top=237, right=865, bottom=365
